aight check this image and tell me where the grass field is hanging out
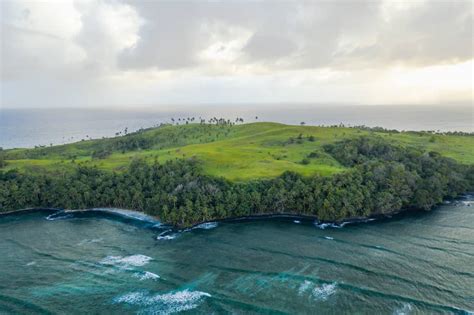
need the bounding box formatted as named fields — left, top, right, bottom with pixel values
left=3, top=122, right=473, bottom=181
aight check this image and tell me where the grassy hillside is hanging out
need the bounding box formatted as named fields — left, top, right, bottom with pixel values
left=2, top=122, right=473, bottom=181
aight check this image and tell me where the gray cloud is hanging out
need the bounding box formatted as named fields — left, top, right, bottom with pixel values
left=1, top=0, right=472, bottom=108
left=117, top=1, right=472, bottom=71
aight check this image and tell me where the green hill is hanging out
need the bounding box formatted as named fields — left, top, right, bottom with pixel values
left=2, top=122, right=473, bottom=181
left=1, top=122, right=473, bottom=227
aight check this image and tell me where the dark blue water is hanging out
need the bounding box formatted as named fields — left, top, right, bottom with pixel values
left=1, top=105, right=472, bottom=148
left=0, top=198, right=473, bottom=314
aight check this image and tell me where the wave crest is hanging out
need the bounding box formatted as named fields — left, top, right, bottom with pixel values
left=100, top=254, right=152, bottom=268
left=312, top=283, right=337, bottom=301
left=114, top=289, right=211, bottom=314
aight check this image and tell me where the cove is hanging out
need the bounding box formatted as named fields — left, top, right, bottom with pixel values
left=0, top=196, right=473, bottom=314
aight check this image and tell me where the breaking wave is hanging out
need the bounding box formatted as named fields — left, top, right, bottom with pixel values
left=113, top=289, right=211, bottom=314
left=193, top=222, right=218, bottom=230
left=393, top=303, right=413, bottom=315
left=312, top=283, right=337, bottom=301
left=313, top=218, right=376, bottom=229
left=46, top=213, right=74, bottom=221
left=157, top=230, right=179, bottom=241
left=298, top=280, right=312, bottom=295
left=90, top=208, right=161, bottom=225
left=133, top=271, right=160, bottom=281
left=100, top=254, right=152, bottom=268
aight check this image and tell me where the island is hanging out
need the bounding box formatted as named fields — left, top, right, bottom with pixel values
left=1, top=121, right=473, bottom=227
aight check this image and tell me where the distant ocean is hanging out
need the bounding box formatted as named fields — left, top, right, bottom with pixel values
left=0, top=105, right=472, bottom=149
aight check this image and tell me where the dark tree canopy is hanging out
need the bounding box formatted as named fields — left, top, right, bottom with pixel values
left=1, top=137, right=472, bottom=227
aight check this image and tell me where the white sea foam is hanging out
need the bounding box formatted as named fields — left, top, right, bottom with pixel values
left=324, top=236, right=334, bottom=240
left=157, top=234, right=178, bottom=240
left=91, top=208, right=161, bottom=224
left=134, top=271, right=160, bottom=281
left=193, top=222, right=218, bottom=230
left=100, top=254, right=152, bottom=268
left=393, top=303, right=413, bottom=315
left=314, top=220, right=352, bottom=229
left=293, top=220, right=301, bottom=224
left=312, top=283, right=337, bottom=301
left=298, top=280, right=312, bottom=295
left=26, top=261, right=36, bottom=266
left=314, top=221, right=330, bottom=229
left=46, top=213, right=74, bottom=221
left=114, top=289, right=211, bottom=314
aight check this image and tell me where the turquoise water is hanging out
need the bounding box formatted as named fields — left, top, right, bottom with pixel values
left=1, top=197, right=473, bottom=314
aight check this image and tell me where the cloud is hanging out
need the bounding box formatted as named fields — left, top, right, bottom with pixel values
left=0, top=0, right=472, bottom=108
left=116, top=0, right=472, bottom=72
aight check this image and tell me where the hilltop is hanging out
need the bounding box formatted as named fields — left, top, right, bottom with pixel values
left=2, top=122, right=473, bottom=181
left=1, top=122, right=473, bottom=227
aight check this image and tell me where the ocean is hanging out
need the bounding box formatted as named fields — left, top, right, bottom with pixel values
left=1, top=104, right=472, bottom=149
left=0, top=197, right=473, bottom=314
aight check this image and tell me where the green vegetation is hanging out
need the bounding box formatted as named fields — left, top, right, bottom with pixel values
left=1, top=122, right=473, bottom=227
left=3, top=122, right=473, bottom=180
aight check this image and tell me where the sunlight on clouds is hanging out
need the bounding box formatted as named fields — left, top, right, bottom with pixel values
left=384, top=60, right=473, bottom=103
left=370, top=60, right=474, bottom=103
left=1, top=0, right=472, bottom=108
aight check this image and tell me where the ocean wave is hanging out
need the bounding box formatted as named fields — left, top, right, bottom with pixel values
left=324, top=236, right=334, bottom=240
left=312, top=283, right=337, bottom=301
left=298, top=280, right=312, bottom=295
left=157, top=229, right=179, bottom=240
left=134, top=271, right=160, bottom=281
left=100, top=254, right=152, bottom=268
left=91, top=208, right=161, bottom=224
left=45, top=212, right=74, bottom=221
left=193, top=222, right=218, bottom=230
left=393, top=303, right=413, bottom=315
left=113, top=289, right=211, bottom=314
left=313, top=218, right=375, bottom=229
left=313, top=221, right=345, bottom=229
left=157, top=234, right=178, bottom=241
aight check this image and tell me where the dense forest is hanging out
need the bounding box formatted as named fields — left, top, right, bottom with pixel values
left=1, top=136, right=472, bottom=227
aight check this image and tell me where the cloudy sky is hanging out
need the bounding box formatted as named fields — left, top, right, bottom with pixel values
left=1, top=0, right=472, bottom=109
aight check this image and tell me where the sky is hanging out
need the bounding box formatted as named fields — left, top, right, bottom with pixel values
left=1, top=0, right=473, bottom=109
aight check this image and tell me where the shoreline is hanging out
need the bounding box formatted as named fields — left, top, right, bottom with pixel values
left=2, top=194, right=470, bottom=229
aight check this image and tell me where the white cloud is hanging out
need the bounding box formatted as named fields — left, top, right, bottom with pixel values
left=0, top=0, right=472, bottom=108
